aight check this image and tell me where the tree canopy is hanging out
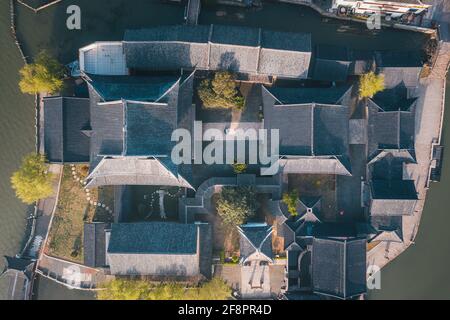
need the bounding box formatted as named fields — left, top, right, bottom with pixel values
left=216, top=186, right=256, bottom=226
left=198, top=71, right=245, bottom=109
left=19, top=51, right=64, bottom=95
left=97, top=278, right=231, bottom=300
left=282, top=189, right=299, bottom=217
left=11, top=153, right=53, bottom=204
left=232, top=162, right=247, bottom=174
left=359, top=72, right=385, bottom=98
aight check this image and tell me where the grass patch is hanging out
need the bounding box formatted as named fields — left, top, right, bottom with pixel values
left=47, top=165, right=114, bottom=263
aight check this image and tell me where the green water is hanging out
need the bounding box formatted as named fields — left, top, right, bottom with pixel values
left=0, top=0, right=36, bottom=288
left=0, top=0, right=447, bottom=299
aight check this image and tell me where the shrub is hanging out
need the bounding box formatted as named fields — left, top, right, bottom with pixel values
left=216, top=186, right=256, bottom=226
left=359, top=72, right=385, bottom=98
left=19, top=51, right=64, bottom=95
left=97, top=278, right=231, bottom=300
left=282, top=189, right=299, bottom=217
left=198, top=71, right=245, bottom=109
left=11, top=153, right=53, bottom=204
left=232, top=162, right=247, bottom=174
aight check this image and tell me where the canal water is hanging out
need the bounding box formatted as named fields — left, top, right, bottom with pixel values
left=0, top=0, right=36, bottom=298
left=0, top=0, right=447, bottom=299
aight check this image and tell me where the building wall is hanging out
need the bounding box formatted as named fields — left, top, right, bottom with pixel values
left=107, top=253, right=200, bottom=276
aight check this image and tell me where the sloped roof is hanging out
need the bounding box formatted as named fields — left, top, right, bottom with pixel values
left=371, top=85, right=417, bottom=112
left=368, top=98, right=415, bottom=157
left=238, top=224, right=273, bottom=263
left=375, top=51, right=423, bottom=88
left=107, top=222, right=201, bottom=276
left=125, top=101, right=177, bottom=156
left=370, top=215, right=403, bottom=243
left=87, top=74, right=178, bottom=102
left=43, top=97, right=90, bottom=163
left=263, top=87, right=350, bottom=157
left=84, top=222, right=110, bottom=268
left=86, top=157, right=193, bottom=189
left=369, top=150, right=416, bottom=180
left=266, top=85, right=351, bottom=105
left=89, top=89, right=125, bottom=163
left=124, top=24, right=311, bottom=78
left=278, top=157, right=352, bottom=176
left=312, top=237, right=367, bottom=299
left=108, top=222, right=198, bottom=254
left=370, top=180, right=417, bottom=216
left=312, top=45, right=352, bottom=82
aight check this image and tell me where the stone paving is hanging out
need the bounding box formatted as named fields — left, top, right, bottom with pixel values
left=368, top=2, right=450, bottom=271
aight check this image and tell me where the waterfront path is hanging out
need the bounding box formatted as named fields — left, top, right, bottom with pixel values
left=368, top=2, right=450, bottom=270
left=36, top=254, right=110, bottom=290
left=22, top=164, right=62, bottom=259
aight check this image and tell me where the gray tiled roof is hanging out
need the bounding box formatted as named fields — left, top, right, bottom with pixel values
left=43, top=97, right=90, bottom=163
left=107, top=222, right=201, bottom=276
left=87, top=74, right=178, bottom=102
left=86, top=157, right=193, bottom=189
left=370, top=215, right=403, bottom=243
left=89, top=88, right=124, bottom=165
left=108, top=222, right=198, bottom=254
left=125, top=101, right=176, bottom=156
left=312, top=45, right=352, bottom=81
left=267, top=85, right=351, bottom=105
left=312, top=237, right=367, bottom=299
left=87, top=74, right=195, bottom=188
left=375, top=51, right=423, bottom=88
left=369, top=150, right=415, bottom=180
left=263, top=87, right=349, bottom=156
left=89, top=75, right=192, bottom=160
left=368, top=99, right=415, bottom=157
left=371, top=85, right=417, bottom=112
left=124, top=24, right=311, bottom=78
left=238, top=224, right=273, bottom=263
left=83, top=222, right=110, bottom=268
left=370, top=180, right=418, bottom=216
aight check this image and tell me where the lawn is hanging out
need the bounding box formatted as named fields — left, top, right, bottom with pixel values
left=46, top=165, right=114, bottom=263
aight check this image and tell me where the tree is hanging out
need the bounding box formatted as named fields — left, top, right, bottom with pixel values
left=359, top=72, right=385, bottom=98
left=282, top=189, right=299, bottom=217
left=11, top=153, right=53, bottom=204
left=232, top=162, right=247, bottom=174
left=198, top=71, right=245, bottom=109
left=97, top=278, right=231, bottom=300
left=19, top=51, right=64, bottom=95
left=216, top=186, right=256, bottom=226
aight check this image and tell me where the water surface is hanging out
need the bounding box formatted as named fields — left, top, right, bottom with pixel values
left=1, top=0, right=446, bottom=299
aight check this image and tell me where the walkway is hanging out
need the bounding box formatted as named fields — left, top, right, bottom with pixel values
left=37, top=254, right=110, bottom=290
left=22, top=164, right=62, bottom=259
left=368, top=2, right=450, bottom=270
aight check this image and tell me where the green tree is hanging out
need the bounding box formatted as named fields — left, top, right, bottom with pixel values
left=359, top=72, right=385, bottom=98
left=19, top=51, right=64, bottom=95
left=216, top=186, right=256, bottom=226
left=97, top=279, right=151, bottom=300
left=198, top=71, right=245, bottom=109
left=232, top=162, right=247, bottom=174
left=97, top=278, right=231, bottom=300
left=282, top=189, right=299, bottom=217
left=11, top=153, right=53, bottom=204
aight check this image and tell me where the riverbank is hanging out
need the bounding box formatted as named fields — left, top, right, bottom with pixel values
left=3, top=0, right=444, bottom=300
left=0, top=0, right=36, bottom=297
